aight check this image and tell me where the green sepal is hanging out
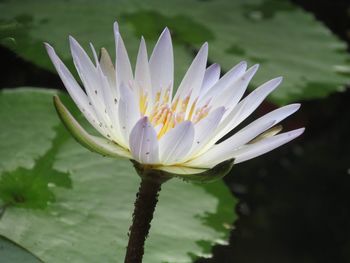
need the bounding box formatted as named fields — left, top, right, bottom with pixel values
left=132, top=159, right=234, bottom=183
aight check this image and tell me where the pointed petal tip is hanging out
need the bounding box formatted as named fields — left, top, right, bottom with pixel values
left=100, top=46, right=108, bottom=53
left=267, top=76, right=283, bottom=87
left=53, top=94, right=59, bottom=104
left=113, top=21, right=119, bottom=31
left=232, top=61, right=247, bottom=72
left=44, top=42, right=54, bottom=53
left=276, top=103, right=301, bottom=117
left=68, top=35, right=78, bottom=47
left=245, top=64, right=259, bottom=76
left=239, top=60, right=248, bottom=66
left=211, top=63, right=220, bottom=69
left=290, top=103, right=301, bottom=111
left=160, top=27, right=171, bottom=40
left=275, top=76, right=283, bottom=83
left=251, top=63, right=260, bottom=71
left=197, top=42, right=209, bottom=56
left=43, top=42, right=51, bottom=48
left=45, top=43, right=59, bottom=64
left=201, top=42, right=209, bottom=53
left=293, top=127, right=305, bottom=136
left=139, top=36, right=147, bottom=50
left=284, top=127, right=305, bottom=141
left=262, top=76, right=283, bottom=89
left=113, top=22, right=121, bottom=40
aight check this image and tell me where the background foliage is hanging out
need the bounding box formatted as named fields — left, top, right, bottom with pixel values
left=0, top=0, right=349, bottom=262
left=0, top=0, right=349, bottom=104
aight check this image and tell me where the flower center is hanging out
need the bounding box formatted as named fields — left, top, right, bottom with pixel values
left=139, top=88, right=210, bottom=138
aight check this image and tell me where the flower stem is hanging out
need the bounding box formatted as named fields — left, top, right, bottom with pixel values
left=124, top=174, right=166, bottom=263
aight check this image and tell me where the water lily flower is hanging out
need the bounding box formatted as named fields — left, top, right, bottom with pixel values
left=45, top=22, right=304, bottom=180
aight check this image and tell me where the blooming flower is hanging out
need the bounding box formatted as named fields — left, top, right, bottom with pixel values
left=46, top=22, right=304, bottom=177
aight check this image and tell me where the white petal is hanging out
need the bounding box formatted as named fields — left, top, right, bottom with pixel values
left=186, top=121, right=274, bottom=168
left=189, top=77, right=285, bottom=160
left=69, top=36, right=100, bottom=96
left=114, top=22, right=133, bottom=88
left=238, top=103, right=301, bottom=135
left=209, top=64, right=259, bottom=111
left=45, top=43, right=106, bottom=136
left=118, top=84, right=141, bottom=144
left=200, top=63, right=221, bottom=96
left=198, top=61, right=247, bottom=106
left=234, top=128, right=305, bottom=164
left=149, top=28, right=174, bottom=102
left=45, top=43, right=87, bottom=108
left=188, top=106, right=226, bottom=158
left=159, top=121, right=194, bottom=164
left=96, top=65, right=127, bottom=147
left=157, top=165, right=206, bottom=175
left=174, top=43, right=208, bottom=116
left=135, top=37, right=152, bottom=104
left=99, top=47, right=117, bottom=95
left=69, top=36, right=108, bottom=124
left=187, top=127, right=304, bottom=168
left=214, top=77, right=283, bottom=143
left=53, top=95, right=131, bottom=159
left=220, top=103, right=301, bottom=150
left=89, top=43, right=99, bottom=65
left=129, top=117, right=159, bottom=164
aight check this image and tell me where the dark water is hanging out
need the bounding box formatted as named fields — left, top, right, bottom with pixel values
left=1, top=1, right=349, bottom=263
left=197, top=1, right=350, bottom=263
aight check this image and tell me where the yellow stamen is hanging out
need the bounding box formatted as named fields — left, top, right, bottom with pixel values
left=187, top=98, right=198, bottom=121
left=139, top=91, right=148, bottom=115
left=171, top=97, right=179, bottom=111
left=192, top=105, right=210, bottom=123
left=157, top=112, right=174, bottom=138
left=155, top=91, right=161, bottom=103
left=139, top=85, right=212, bottom=138
left=181, top=95, right=190, bottom=113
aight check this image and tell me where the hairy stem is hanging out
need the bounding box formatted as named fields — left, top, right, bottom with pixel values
left=124, top=175, right=164, bottom=263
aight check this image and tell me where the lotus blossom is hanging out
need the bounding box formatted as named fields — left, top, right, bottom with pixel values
left=45, top=22, right=304, bottom=177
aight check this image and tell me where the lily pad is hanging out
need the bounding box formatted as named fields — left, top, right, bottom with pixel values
left=0, top=88, right=236, bottom=262
left=0, top=0, right=349, bottom=104
left=0, top=236, right=41, bottom=263
left=0, top=88, right=58, bottom=173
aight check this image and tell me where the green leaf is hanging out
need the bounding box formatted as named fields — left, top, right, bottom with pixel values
left=0, top=134, right=71, bottom=209
left=0, top=89, right=71, bottom=209
left=0, top=236, right=41, bottom=263
left=0, top=167, right=69, bottom=209
left=0, top=88, right=59, bottom=173
left=0, top=0, right=349, bottom=104
left=0, top=88, right=237, bottom=262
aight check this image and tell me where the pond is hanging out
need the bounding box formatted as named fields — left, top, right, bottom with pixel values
left=0, top=0, right=349, bottom=262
